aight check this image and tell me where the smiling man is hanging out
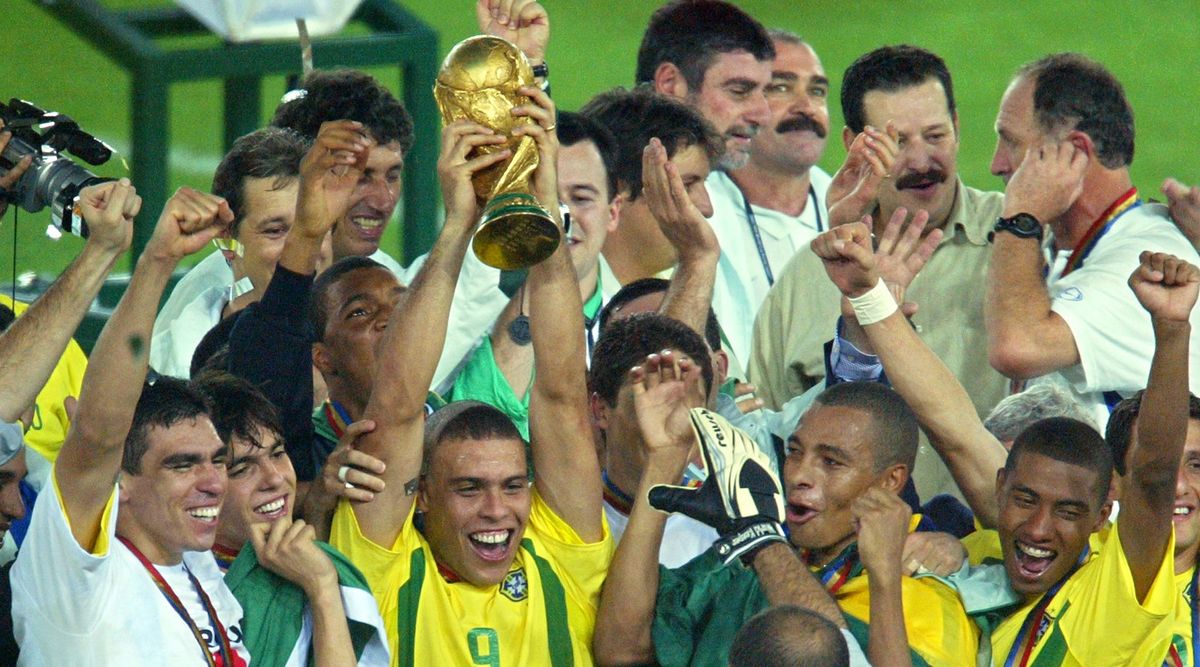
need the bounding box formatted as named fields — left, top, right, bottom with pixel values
left=11, top=182, right=258, bottom=665
left=811, top=218, right=1190, bottom=665
left=750, top=45, right=1007, bottom=502
left=195, top=370, right=388, bottom=666
left=329, top=89, right=612, bottom=666
left=1108, top=392, right=1200, bottom=665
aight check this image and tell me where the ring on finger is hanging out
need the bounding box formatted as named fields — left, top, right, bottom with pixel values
left=544, top=123, right=557, bottom=132
left=345, top=481, right=355, bottom=490
left=337, top=465, right=351, bottom=483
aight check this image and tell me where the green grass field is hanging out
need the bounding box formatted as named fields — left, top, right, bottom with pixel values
left=3, top=0, right=1199, bottom=280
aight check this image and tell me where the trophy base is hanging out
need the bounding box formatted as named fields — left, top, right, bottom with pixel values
left=472, top=193, right=561, bottom=270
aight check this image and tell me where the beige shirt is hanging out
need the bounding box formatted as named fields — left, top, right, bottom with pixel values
left=747, top=180, right=1007, bottom=499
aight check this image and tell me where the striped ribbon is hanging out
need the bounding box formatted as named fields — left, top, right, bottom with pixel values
left=1060, top=187, right=1141, bottom=277
left=118, top=536, right=237, bottom=667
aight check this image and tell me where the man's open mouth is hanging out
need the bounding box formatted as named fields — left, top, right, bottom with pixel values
left=469, top=529, right=514, bottom=562
left=1013, top=540, right=1057, bottom=578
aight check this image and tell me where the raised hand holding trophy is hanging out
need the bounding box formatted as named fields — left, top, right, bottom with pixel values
left=434, top=35, right=560, bottom=270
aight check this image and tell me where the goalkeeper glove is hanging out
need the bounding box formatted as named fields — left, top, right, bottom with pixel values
left=648, top=408, right=787, bottom=565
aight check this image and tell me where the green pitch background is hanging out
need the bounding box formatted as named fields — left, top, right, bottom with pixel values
left=2, top=0, right=1198, bottom=281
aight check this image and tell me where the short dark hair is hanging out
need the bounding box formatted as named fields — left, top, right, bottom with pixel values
left=310, top=256, right=392, bottom=341
left=841, top=45, right=956, bottom=135
left=422, top=401, right=525, bottom=476
left=1006, top=417, right=1112, bottom=507
left=580, top=87, right=722, bottom=201
left=122, top=377, right=214, bottom=475
left=557, top=111, right=620, bottom=203
left=192, top=370, right=284, bottom=451
left=271, top=68, right=415, bottom=154
left=635, top=0, right=774, bottom=89
left=729, top=605, right=850, bottom=667
left=1017, top=53, right=1134, bottom=168
left=598, top=277, right=722, bottom=352
left=812, top=382, right=918, bottom=472
left=1106, top=391, right=1200, bottom=477
left=211, top=127, right=308, bottom=236
left=589, top=312, right=714, bottom=407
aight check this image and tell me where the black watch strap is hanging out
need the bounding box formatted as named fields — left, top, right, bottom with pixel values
left=532, top=62, right=548, bottom=79
left=990, top=213, right=1044, bottom=242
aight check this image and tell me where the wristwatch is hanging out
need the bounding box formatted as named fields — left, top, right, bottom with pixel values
left=990, top=213, right=1044, bottom=242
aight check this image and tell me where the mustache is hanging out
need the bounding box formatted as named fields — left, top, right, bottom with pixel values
left=894, top=168, right=947, bottom=190
left=775, top=114, right=827, bottom=138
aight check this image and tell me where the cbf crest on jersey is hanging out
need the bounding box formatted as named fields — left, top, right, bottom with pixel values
left=499, top=568, right=528, bottom=602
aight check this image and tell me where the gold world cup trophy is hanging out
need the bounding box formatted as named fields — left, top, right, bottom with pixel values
left=434, top=35, right=560, bottom=270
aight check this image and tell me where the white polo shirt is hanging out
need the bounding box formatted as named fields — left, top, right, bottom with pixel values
left=706, top=168, right=832, bottom=374
left=1044, top=201, right=1200, bottom=429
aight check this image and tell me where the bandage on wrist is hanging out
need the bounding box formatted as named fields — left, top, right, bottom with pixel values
left=847, top=278, right=898, bottom=326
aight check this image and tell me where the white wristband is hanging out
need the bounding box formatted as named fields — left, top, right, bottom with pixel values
left=847, top=279, right=898, bottom=326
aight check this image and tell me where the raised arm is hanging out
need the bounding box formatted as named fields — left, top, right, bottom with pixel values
left=349, top=120, right=508, bottom=546
left=226, top=121, right=372, bottom=510
left=1119, top=251, right=1198, bottom=600
left=280, top=120, right=370, bottom=275
left=985, top=141, right=1087, bottom=379
left=593, top=352, right=698, bottom=666
left=813, top=218, right=1008, bottom=526
left=475, top=0, right=549, bottom=83
left=56, top=186, right=231, bottom=549
left=644, top=138, right=720, bottom=337
left=520, top=87, right=604, bottom=538
left=0, top=180, right=135, bottom=420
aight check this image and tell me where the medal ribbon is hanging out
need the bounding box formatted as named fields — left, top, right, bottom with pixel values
left=323, top=399, right=353, bottom=440
left=1164, top=565, right=1199, bottom=667
left=1060, top=187, right=1140, bottom=277
left=601, top=468, right=704, bottom=517
left=1003, top=546, right=1090, bottom=667
left=802, top=543, right=862, bottom=595
left=601, top=470, right=634, bottom=516
left=210, top=543, right=239, bottom=574
left=118, top=536, right=235, bottom=667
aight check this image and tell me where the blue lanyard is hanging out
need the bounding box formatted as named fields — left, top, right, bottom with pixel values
left=738, top=181, right=822, bottom=287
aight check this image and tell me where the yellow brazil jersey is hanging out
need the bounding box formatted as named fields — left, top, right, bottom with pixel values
left=990, top=522, right=1176, bottom=666
left=1130, top=566, right=1196, bottom=667
left=330, top=489, right=613, bottom=667
left=823, top=515, right=979, bottom=666
left=0, top=295, right=87, bottom=461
